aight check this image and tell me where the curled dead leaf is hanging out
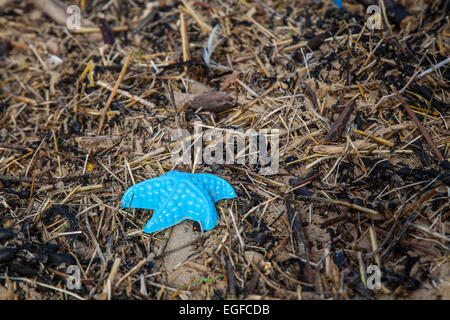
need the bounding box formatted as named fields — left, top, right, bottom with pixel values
left=188, top=91, right=236, bottom=113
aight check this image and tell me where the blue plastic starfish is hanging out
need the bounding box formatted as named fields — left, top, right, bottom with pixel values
left=120, top=171, right=237, bottom=233
left=332, top=0, right=343, bottom=9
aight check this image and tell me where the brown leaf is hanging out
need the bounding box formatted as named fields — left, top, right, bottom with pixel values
left=325, top=99, right=356, bottom=142
left=188, top=91, right=236, bottom=113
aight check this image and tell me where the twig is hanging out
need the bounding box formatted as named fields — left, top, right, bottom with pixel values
left=409, top=223, right=450, bottom=242
left=96, top=80, right=155, bottom=108
left=229, top=208, right=245, bottom=249
left=295, top=195, right=382, bottom=219
left=180, top=0, right=211, bottom=34
left=286, top=172, right=322, bottom=194
left=381, top=213, right=418, bottom=258
left=303, top=81, right=320, bottom=111
left=225, top=255, right=237, bottom=298
left=417, top=56, right=450, bottom=79
left=97, top=48, right=134, bottom=135
left=286, top=198, right=309, bottom=260
left=391, top=85, right=444, bottom=162
left=167, top=81, right=183, bottom=133
left=102, top=257, right=121, bottom=299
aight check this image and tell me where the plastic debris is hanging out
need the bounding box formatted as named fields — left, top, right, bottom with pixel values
left=332, top=0, right=343, bottom=9
left=120, top=171, right=237, bottom=233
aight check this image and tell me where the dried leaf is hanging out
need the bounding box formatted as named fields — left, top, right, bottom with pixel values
left=325, top=100, right=356, bottom=142
left=188, top=91, right=236, bottom=113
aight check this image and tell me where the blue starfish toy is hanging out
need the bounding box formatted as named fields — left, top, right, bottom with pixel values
left=120, top=171, right=237, bottom=233
left=332, top=0, right=343, bottom=9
